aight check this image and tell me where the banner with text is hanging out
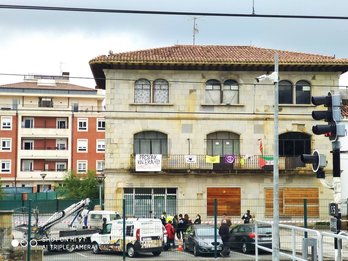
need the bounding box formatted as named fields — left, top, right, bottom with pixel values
left=135, top=154, right=162, bottom=171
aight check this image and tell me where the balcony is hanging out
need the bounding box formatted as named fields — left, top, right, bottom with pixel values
left=20, top=127, right=70, bottom=138
left=20, top=149, right=69, bottom=159
left=129, top=154, right=312, bottom=174
left=17, top=171, right=67, bottom=181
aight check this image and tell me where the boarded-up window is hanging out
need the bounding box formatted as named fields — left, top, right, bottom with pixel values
left=265, top=188, right=319, bottom=217
left=207, top=187, right=241, bottom=216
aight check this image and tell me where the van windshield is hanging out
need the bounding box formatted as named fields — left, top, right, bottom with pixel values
left=90, top=214, right=103, bottom=220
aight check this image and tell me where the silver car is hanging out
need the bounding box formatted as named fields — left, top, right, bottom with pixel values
left=183, top=224, right=223, bottom=256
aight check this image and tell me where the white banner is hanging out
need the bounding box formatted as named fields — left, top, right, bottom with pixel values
left=135, top=154, right=162, bottom=171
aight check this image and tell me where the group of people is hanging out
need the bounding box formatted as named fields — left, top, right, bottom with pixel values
left=161, top=212, right=202, bottom=249
left=161, top=209, right=253, bottom=255
left=219, top=210, right=253, bottom=257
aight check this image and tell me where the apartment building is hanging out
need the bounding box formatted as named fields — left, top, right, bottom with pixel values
left=0, top=73, right=105, bottom=192
left=89, top=45, right=348, bottom=220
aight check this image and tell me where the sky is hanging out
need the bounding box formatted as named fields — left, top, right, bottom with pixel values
left=1, top=0, right=348, bottom=88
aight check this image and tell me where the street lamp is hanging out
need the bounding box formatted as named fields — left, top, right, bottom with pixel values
left=96, top=173, right=106, bottom=210
left=40, top=173, right=47, bottom=193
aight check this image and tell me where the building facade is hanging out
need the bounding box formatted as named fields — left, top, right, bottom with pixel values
left=89, top=45, right=348, bottom=221
left=0, top=73, right=105, bottom=192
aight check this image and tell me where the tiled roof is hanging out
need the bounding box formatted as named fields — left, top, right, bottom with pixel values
left=0, top=81, right=96, bottom=92
left=89, top=45, right=348, bottom=89
left=90, top=45, right=348, bottom=65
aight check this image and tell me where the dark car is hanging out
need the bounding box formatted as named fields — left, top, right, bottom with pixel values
left=183, top=224, right=223, bottom=256
left=229, top=223, right=272, bottom=254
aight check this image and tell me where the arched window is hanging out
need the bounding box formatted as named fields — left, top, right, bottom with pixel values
left=205, top=79, right=240, bottom=105
left=134, top=79, right=169, bottom=104
left=206, top=131, right=240, bottom=155
left=296, top=80, right=311, bottom=104
left=223, top=80, right=239, bottom=104
left=153, top=79, right=169, bottom=103
left=134, top=131, right=168, bottom=155
left=279, top=132, right=311, bottom=156
left=279, top=80, right=293, bottom=104
left=134, top=79, right=151, bottom=103
left=205, top=79, right=221, bottom=104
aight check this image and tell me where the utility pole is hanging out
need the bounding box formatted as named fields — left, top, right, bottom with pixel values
left=272, top=53, right=280, bottom=261
left=255, top=54, right=280, bottom=260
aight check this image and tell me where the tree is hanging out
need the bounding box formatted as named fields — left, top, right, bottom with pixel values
left=56, top=170, right=99, bottom=199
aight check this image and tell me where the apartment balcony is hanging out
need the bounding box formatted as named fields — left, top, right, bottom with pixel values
left=20, top=149, right=69, bottom=159
left=129, top=154, right=312, bottom=174
left=17, top=171, right=67, bottom=181
left=20, top=127, right=70, bottom=138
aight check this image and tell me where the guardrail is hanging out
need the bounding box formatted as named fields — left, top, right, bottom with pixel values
left=254, top=222, right=348, bottom=261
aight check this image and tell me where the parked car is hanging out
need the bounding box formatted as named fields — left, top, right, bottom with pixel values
left=183, top=224, right=222, bottom=256
left=229, top=223, right=272, bottom=254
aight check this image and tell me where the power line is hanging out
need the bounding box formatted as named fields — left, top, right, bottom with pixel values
left=0, top=72, right=347, bottom=88
left=1, top=4, right=348, bottom=21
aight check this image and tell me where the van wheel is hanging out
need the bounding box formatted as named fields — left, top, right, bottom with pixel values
left=152, top=251, right=161, bottom=256
left=92, top=242, right=100, bottom=254
left=127, top=245, right=136, bottom=258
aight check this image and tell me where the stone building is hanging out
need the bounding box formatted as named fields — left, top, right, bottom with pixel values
left=90, top=45, right=348, bottom=221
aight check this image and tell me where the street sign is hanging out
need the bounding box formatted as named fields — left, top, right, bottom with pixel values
left=329, top=203, right=339, bottom=217
left=330, top=217, right=338, bottom=233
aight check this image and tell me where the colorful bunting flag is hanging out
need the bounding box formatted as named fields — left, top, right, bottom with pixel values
left=258, top=156, right=274, bottom=168
left=224, top=155, right=236, bottom=164
left=258, top=139, right=264, bottom=155
left=185, top=155, right=197, bottom=163
left=205, top=155, right=220, bottom=164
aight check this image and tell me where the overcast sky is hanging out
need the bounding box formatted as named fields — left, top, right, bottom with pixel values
left=1, top=0, right=348, bottom=87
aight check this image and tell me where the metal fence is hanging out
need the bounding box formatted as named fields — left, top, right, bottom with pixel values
left=0, top=197, right=345, bottom=261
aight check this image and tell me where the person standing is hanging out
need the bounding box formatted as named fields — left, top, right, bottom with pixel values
left=219, top=220, right=230, bottom=257
left=242, top=210, right=252, bottom=224
left=165, top=220, right=176, bottom=249
left=176, top=214, right=184, bottom=239
left=194, top=214, right=201, bottom=224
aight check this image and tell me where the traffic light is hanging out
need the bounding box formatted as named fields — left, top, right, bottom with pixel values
left=311, top=92, right=345, bottom=142
left=300, top=150, right=326, bottom=178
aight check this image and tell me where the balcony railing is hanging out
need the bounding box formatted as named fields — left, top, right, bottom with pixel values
left=130, top=154, right=311, bottom=173
left=0, top=103, right=105, bottom=112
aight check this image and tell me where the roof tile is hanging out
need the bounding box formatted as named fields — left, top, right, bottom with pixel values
left=90, top=45, right=348, bottom=65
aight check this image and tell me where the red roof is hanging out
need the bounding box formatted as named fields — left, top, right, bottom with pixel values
left=90, top=45, right=348, bottom=65
left=89, top=45, right=348, bottom=89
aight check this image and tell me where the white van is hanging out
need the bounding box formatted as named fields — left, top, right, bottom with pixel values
left=73, top=210, right=120, bottom=229
left=90, top=218, right=163, bottom=257
left=87, top=210, right=120, bottom=229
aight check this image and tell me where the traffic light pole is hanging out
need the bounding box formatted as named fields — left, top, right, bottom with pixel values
left=332, top=141, right=342, bottom=261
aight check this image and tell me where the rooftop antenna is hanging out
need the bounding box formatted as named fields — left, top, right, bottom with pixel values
left=192, top=17, right=199, bottom=45
left=252, top=0, right=255, bottom=15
